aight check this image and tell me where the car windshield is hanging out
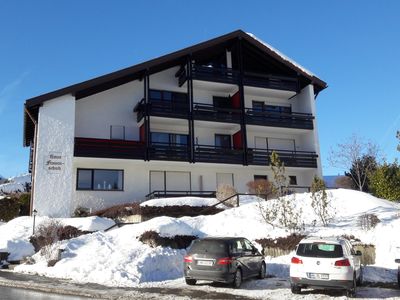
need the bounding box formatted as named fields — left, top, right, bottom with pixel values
left=296, top=243, right=343, bottom=258
left=189, top=240, right=228, bottom=255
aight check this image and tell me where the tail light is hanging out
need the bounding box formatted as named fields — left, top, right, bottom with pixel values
left=291, top=257, right=303, bottom=264
left=334, top=259, right=350, bottom=267
left=184, top=255, right=193, bottom=263
left=217, top=257, right=233, bottom=265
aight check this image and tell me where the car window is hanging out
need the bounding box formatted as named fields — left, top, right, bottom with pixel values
left=344, top=241, right=356, bottom=255
left=189, top=240, right=228, bottom=254
left=231, top=240, right=244, bottom=254
left=243, top=239, right=254, bottom=252
left=296, top=243, right=344, bottom=258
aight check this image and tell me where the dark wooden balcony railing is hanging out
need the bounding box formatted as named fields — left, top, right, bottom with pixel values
left=243, top=71, right=298, bottom=92
left=247, top=148, right=318, bottom=168
left=148, top=142, right=190, bottom=161
left=194, top=145, right=244, bottom=164
left=134, top=98, right=189, bottom=122
left=74, top=138, right=146, bottom=160
left=246, top=108, right=314, bottom=129
left=178, top=64, right=298, bottom=92
left=193, top=103, right=242, bottom=123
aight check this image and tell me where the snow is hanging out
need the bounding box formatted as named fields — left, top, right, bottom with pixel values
left=0, top=216, right=114, bottom=261
left=246, top=32, right=317, bottom=78
left=0, top=173, right=31, bottom=194
left=140, top=196, right=223, bottom=208
left=3, top=189, right=400, bottom=297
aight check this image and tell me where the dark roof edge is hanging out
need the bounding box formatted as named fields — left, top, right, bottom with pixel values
left=25, top=29, right=327, bottom=108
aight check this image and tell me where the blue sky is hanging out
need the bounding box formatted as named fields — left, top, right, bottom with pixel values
left=1, top=0, right=399, bottom=177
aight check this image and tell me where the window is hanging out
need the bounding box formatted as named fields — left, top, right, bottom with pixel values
left=254, top=175, right=268, bottom=181
left=149, top=89, right=187, bottom=102
left=265, top=104, right=291, bottom=114
left=213, top=96, right=231, bottom=109
left=252, top=101, right=265, bottom=112
left=215, top=134, right=231, bottom=148
left=77, top=169, right=123, bottom=191
left=289, top=176, right=297, bottom=185
left=151, top=132, right=188, bottom=146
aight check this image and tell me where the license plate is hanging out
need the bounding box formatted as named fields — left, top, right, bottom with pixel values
left=307, top=273, right=329, bottom=280
left=197, top=260, right=214, bottom=266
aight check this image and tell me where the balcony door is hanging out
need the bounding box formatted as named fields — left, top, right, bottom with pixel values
left=149, top=171, right=191, bottom=193
left=255, top=137, right=295, bottom=151
left=215, top=134, right=231, bottom=149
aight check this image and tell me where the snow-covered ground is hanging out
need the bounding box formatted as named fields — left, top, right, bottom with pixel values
left=140, top=196, right=225, bottom=208
left=0, top=174, right=31, bottom=194
left=0, top=189, right=399, bottom=298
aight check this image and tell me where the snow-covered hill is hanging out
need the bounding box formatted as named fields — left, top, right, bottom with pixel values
left=0, top=174, right=31, bottom=194
left=0, top=189, right=399, bottom=295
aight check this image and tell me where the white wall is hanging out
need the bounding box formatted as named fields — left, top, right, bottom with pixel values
left=33, top=95, right=76, bottom=217
left=75, top=80, right=143, bottom=141
left=71, top=158, right=318, bottom=212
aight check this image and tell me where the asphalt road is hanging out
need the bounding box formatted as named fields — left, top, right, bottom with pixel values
left=0, top=286, right=90, bottom=300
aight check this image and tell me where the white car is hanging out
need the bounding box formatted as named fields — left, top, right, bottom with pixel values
left=290, top=237, right=362, bottom=297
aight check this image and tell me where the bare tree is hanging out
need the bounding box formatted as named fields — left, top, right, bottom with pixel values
left=329, top=134, right=379, bottom=192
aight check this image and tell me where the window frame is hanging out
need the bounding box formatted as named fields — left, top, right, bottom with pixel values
left=76, top=168, right=124, bottom=191
left=215, top=134, right=232, bottom=149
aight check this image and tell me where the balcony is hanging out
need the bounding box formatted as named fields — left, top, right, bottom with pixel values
left=195, top=145, right=244, bottom=164
left=246, top=109, right=314, bottom=129
left=193, top=103, right=241, bottom=124
left=148, top=142, right=190, bottom=162
left=74, top=137, right=145, bottom=160
left=247, top=148, right=318, bottom=168
left=178, top=64, right=298, bottom=92
left=134, top=98, right=189, bottom=122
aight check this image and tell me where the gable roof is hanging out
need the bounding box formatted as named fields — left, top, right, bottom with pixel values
left=23, top=30, right=327, bottom=146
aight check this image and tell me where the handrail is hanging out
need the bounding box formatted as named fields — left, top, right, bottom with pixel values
left=145, top=190, right=216, bottom=200
left=193, top=102, right=241, bottom=113
left=245, top=108, right=313, bottom=118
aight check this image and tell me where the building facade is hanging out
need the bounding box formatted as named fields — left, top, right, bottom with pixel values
left=23, top=30, right=327, bottom=217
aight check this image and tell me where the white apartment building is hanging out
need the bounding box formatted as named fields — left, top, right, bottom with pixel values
left=23, top=30, right=327, bottom=217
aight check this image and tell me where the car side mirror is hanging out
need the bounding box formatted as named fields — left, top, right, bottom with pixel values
left=395, top=259, right=400, bottom=264
left=356, top=250, right=362, bottom=256
left=252, top=247, right=258, bottom=255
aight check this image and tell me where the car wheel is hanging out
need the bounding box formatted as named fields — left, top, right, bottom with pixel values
left=185, top=278, right=196, bottom=285
left=232, top=268, right=242, bottom=288
left=291, top=284, right=301, bottom=294
left=258, top=262, right=266, bottom=279
left=346, top=275, right=357, bottom=298
left=357, top=266, right=363, bottom=286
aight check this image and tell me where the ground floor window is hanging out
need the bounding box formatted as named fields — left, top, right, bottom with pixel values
left=289, top=175, right=297, bottom=185
left=77, top=169, right=123, bottom=191
left=254, top=175, right=268, bottom=181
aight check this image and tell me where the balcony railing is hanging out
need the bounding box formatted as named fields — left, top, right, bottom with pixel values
left=243, top=71, right=298, bottom=92
left=247, top=148, right=318, bottom=168
left=178, top=64, right=298, bottom=92
left=148, top=142, right=190, bottom=162
left=74, top=137, right=145, bottom=160
left=246, top=109, right=314, bottom=129
left=193, top=103, right=242, bottom=124
left=194, top=145, right=244, bottom=164
left=134, top=98, right=189, bottom=122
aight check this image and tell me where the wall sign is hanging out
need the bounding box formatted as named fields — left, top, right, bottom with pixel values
left=44, top=152, right=64, bottom=174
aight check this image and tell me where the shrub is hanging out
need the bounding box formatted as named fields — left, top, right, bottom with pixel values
left=335, top=176, right=355, bottom=189
left=0, top=196, right=20, bottom=222
left=18, top=193, right=31, bottom=216
left=140, top=205, right=224, bottom=220
left=311, top=176, right=332, bottom=226
left=255, top=234, right=305, bottom=251
left=358, top=213, right=380, bottom=230
left=74, top=206, right=90, bottom=217
left=246, top=179, right=274, bottom=200
left=91, top=203, right=141, bottom=219
left=29, top=220, right=90, bottom=252
left=139, top=230, right=197, bottom=249
left=369, top=160, right=400, bottom=201
left=216, top=184, right=237, bottom=207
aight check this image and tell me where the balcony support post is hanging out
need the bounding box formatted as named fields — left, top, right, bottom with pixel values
left=144, top=71, right=150, bottom=161
left=237, top=37, right=248, bottom=165
left=187, top=56, right=195, bottom=163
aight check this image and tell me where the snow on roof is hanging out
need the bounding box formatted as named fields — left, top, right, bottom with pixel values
left=246, top=32, right=317, bottom=78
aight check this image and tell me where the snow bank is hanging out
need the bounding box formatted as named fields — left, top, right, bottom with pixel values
left=12, top=189, right=400, bottom=287
left=140, top=196, right=222, bottom=208
left=0, top=216, right=114, bottom=261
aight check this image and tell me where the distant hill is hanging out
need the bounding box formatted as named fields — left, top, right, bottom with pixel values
left=323, top=175, right=340, bottom=188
